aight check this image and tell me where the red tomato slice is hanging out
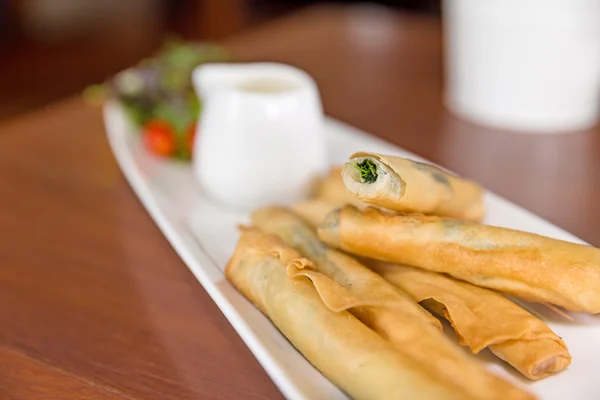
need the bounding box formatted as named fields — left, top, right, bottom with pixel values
left=143, top=119, right=176, bottom=157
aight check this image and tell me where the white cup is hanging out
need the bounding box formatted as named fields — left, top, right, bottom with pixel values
left=443, top=0, right=600, bottom=133
left=192, top=63, right=328, bottom=209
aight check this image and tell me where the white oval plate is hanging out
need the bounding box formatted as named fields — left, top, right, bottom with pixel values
left=103, top=101, right=600, bottom=400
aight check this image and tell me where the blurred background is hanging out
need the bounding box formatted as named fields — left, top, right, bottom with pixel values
left=0, top=0, right=440, bottom=121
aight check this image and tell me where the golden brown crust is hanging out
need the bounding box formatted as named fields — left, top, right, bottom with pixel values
left=253, top=206, right=441, bottom=328
left=491, top=339, right=571, bottom=380
left=370, top=262, right=571, bottom=379
left=321, top=205, right=600, bottom=313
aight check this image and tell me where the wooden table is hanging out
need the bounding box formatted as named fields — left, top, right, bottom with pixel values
left=1, top=5, right=598, bottom=399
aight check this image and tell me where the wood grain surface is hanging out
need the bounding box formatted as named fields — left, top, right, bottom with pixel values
left=0, top=4, right=598, bottom=400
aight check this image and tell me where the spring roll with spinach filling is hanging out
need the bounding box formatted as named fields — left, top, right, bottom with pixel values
left=319, top=205, right=600, bottom=314
left=226, top=228, right=473, bottom=400
left=368, top=262, right=571, bottom=380
left=343, top=152, right=484, bottom=221
left=252, top=207, right=534, bottom=400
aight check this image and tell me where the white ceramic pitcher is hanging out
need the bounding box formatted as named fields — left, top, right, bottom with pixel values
left=192, top=63, right=328, bottom=209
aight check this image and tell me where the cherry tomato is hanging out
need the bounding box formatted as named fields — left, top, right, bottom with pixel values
left=143, top=119, right=175, bottom=157
left=185, top=122, right=198, bottom=156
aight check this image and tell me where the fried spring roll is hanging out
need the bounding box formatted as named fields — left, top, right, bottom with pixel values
left=296, top=200, right=571, bottom=379
left=226, top=228, right=472, bottom=400
left=318, top=205, right=600, bottom=314
left=252, top=207, right=534, bottom=400
left=369, top=262, right=571, bottom=380
left=252, top=208, right=441, bottom=331
left=342, top=152, right=484, bottom=221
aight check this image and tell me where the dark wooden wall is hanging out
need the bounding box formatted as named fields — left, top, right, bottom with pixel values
left=0, top=0, right=439, bottom=120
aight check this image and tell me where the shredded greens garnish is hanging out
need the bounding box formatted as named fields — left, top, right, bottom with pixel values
left=352, top=159, right=378, bottom=183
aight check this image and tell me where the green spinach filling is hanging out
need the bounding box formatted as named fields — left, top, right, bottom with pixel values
left=352, top=159, right=378, bottom=183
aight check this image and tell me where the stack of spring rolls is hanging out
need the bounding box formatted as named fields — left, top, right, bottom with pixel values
left=225, top=151, right=599, bottom=399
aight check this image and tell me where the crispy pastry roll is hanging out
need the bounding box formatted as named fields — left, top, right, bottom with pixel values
left=318, top=205, right=600, bottom=314
left=342, top=152, right=484, bottom=221
left=252, top=207, right=534, bottom=400
left=292, top=200, right=569, bottom=379
left=369, top=262, right=571, bottom=380
left=226, top=228, right=474, bottom=400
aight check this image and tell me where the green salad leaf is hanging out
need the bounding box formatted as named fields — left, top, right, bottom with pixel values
left=86, top=38, right=234, bottom=160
